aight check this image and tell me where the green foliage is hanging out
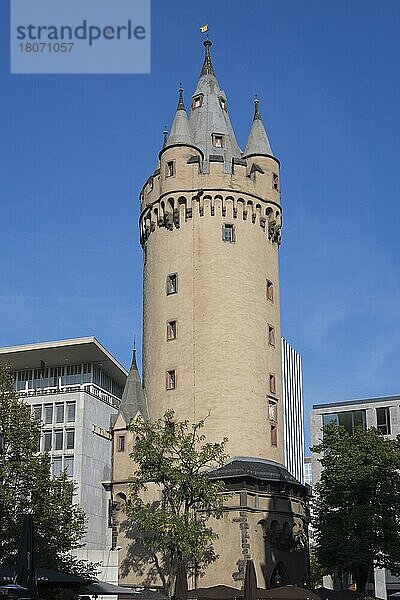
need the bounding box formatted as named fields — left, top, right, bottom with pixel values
left=311, top=423, right=400, bottom=592
left=0, top=364, right=96, bottom=597
left=126, top=410, right=228, bottom=594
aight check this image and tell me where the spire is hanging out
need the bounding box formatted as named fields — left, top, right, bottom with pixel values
left=189, top=39, right=241, bottom=164
left=243, top=97, right=273, bottom=157
left=119, top=349, right=148, bottom=422
left=201, top=39, right=215, bottom=76
left=166, top=86, right=194, bottom=146
left=162, top=126, right=168, bottom=147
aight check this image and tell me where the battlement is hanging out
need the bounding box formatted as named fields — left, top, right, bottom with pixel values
left=139, top=190, right=282, bottom=247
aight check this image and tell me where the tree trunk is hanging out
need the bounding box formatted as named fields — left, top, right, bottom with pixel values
left=354, top=570, right=369, bottom=594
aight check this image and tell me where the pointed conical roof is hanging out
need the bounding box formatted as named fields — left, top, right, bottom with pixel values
left=119, top=350, right=148, bottom=423
left=189, top=40, right=241, bottom=163
left=166, top=86, right=194, bottom=147
left=244, top=98, right=273, bottom=157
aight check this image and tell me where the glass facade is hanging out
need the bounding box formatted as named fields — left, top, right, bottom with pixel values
left=12, top=362, right=123, bottom=401
left=323, top=410, right=366, bottom=435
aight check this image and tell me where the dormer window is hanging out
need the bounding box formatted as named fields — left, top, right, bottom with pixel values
left=219, top=96, right=227, bottom=110
left=192, top=94, right=203, bottom=109
left=212, top=133, right=225, bottom=148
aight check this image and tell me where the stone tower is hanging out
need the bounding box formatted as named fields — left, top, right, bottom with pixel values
left=113, top=39, right=309, bottom=590
left=140, top=39, right=283, bottom=462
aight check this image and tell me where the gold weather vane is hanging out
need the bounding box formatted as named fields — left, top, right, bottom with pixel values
left=200, top=24, right=209, bottom=34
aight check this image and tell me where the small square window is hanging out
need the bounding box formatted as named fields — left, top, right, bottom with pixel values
left=271, top=423, right=278, bottom=446
left=192, top=95, right=203, bottom=109
left=166, top=161, right=175, bottom=178
left=166, top=273, right=178, bottom=295
left=222, top=224, right=235, bottom=243
left=267, top=279, right=274, bottom=302
left=166, top=369, right=176, bottom=390
left=212, top=133, right=225, bottom=148
left=117, top=435, right=125, bottom=452
left=273, top=172, right=279, bottom=191
left=269, top=373, right=276, bottom=395
left=268, top=324, right=275, bottom=347
left=167, top=320, right=177, bottom=341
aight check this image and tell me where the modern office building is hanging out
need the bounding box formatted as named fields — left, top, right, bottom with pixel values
left=112, top=39, right=310, bottom=590
left=311, top=395, right=400, bottom=598
left=281, top=339, right=305, bottom=483
left=303, top=457, right=312, bottom=487
left=0, top=337, right=127, bottom=580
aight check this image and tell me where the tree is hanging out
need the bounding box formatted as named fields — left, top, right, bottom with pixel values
left=125, top=411, right=228, bottom=595
left=311, top=422, right=400, bottom=593
left=0, top=365, right=96, bottom=596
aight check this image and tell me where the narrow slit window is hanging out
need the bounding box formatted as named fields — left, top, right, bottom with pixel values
left=117, top=435, right=126, bottom=452
left=166, top=273, right=178, bottom=295
left=166, top=161, right=175, bottom=178
left=167, top=320, right=177, bottom=341
left=272, top=172, right=279, bottom=191
left=271, top=423, right=278, bottom=446
left=267, top=279, right=274, bottom=302
left=219, top=96, right=227, bottom=110
left=222, top=224, right=235, bottom=243
left=268, top=399, right=278, bottom=422
left=269, top=373, right=276, bottom=395
left=268, top=324, right=275, bottom=347
left=212, top=133, right=225, bottom=148
left=166, top=369, right=176, bottom=390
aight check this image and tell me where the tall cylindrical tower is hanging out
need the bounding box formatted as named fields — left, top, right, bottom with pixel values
left=140, top=41, right=283, bottom=462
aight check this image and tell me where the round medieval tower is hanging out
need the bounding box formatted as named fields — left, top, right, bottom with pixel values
left=138, top=40, right=309, bottom=588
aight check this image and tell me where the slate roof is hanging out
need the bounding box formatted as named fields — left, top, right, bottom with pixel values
left=119, top=350, right=148, bottom=423
left=244, top=98, right=273, bottom=157
left=209, top=457, right=302, bottom=486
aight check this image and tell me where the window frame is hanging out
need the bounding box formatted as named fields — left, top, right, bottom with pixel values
left=167, top=319, right=178, bottom=341
left=268, top=324, right=275, bottom=347
left=267, top=279, right=274, bottom=302
left=165, top=160, right=175, bottom=178
left=376, top=407, right=391, bottom=435
left=166, top=273, right=178, bottom=295
left=222, top=223, right=235, bottom=243
left=192, top=94, right=204, bottom=109
left=117, top=435, right=126, bottom=452
left=166, top=369, right=177, bottom=391
left=212, top=133, right=225, bottom=148
left=269, top=373, right=276, bottom=396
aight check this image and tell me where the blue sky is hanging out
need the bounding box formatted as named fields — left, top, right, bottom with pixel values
left=1, top=0, right=400, bottom=448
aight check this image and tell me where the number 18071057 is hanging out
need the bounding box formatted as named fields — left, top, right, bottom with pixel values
left=19, top=42, right=75, bottom=53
